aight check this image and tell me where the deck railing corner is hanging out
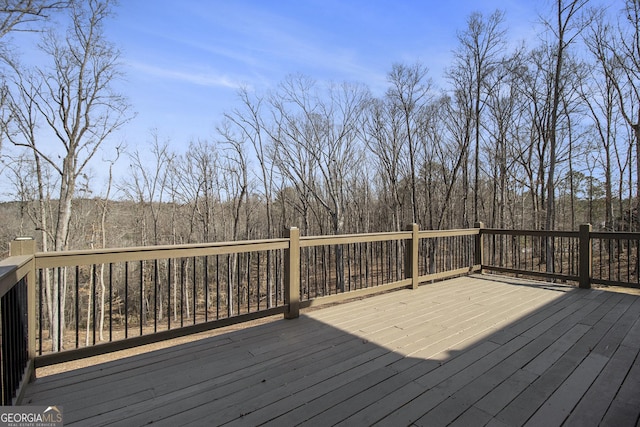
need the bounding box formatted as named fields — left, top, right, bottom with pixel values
left=0, top=237, right=37, bottom=405
left=474, top=222, right=485, bottom=272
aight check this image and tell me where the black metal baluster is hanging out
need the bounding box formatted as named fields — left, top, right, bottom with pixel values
left=180, top=259, right=185, bottom=327
left=124, top=262, right=129, bottom=339
left=273, top=250, right=279, bottom=305
left=257, top=252, right=261, bottom=311
left=168, top=259, right=172, bottom=330
left=75, top=266, right=79, bottom=349
left=266, top=251, right=271, bottom=309
left=358, top=242, right=363, bottom=289
left=92, top=264, right=97, bottom=345
left=154, top=259, right=158, bottom=333
left=347, top=244, right=352, bottom=291
left=216, top=255, right=220, bottom=319
left=193, top=256, right=197, bottom=325
left=109, top=263, right=113, bottom=341
left=204, top=256, right=209, bottom=322
left=227, top=254, right=231, bottom=318
left=38, top=269, right=43, bottom=355
left=247, top=252, right=251, bottom=313
left=140, top=260, right=144, bottom=336
left=237, top=253, right=241, bottom=315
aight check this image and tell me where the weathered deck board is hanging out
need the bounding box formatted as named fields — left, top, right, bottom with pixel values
left=22, top=274, right=640, bottom=426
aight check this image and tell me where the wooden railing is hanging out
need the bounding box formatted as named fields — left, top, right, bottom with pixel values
left=33, top=237, right=291, bottom=365
left=480, top=227, right=582, bottom=283
left=480, top=223, right=640, bottom=289
left=0, top=223, right=478, bottom=406
left=1, top=225, right=480, bottom=373
left=0, top=239, right=36, bottom=405
left=4, top=222, right=640, bottom=405
left=590, top=230, right=640, bottom=287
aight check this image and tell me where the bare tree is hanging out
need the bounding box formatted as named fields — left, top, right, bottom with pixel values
left=122, top=134, right=174, bottom=246
left=453, top=10, right=507, bottom=223
left=0, top=0, right=68, bottom=38
left=217, top=120, right=250, bottom=243
left=0, top=0, right=70, bottom=75
left=176, top=139, right=221, bottom=243
left=223, top=87, right=283, bottom=306
left=420, top=98, right=448, bottom=230
left=437, top=93, right=474, bottom=229
left=444, top=56, right=475, bottom=229
left=270, top=75, right=370, bottom=291
left=515, top=46, right=554, bottom=232
left=1, top=0, right=130, bottom=350
left=364, top=96, right=406, bottom=231
left=270, top=75, right=370, bottom=236
left=268, top=79, right=316, bottom=235
left=225, top=88, right=275, bottom=237
left=216, top=119, right=252, bottom=313
left=93, top=146, right=120, bottom=341
left=582, top=14, right=620, bottom=229
left=386, top=63, right=431, bottom=224
left=120, top=136, right=174, bottom=323
left=484, top=53, right=523, bottom=229
left=589, top=0, right=640, bottom=229
left=543, top=0, right=589, bottom=271
left=5, top=0, right=130, bottom=251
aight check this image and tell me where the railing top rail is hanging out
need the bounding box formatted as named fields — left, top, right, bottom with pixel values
left=299, top=228, right=481, bottom=248
left=590, top=231, right=640, bottom=239
left=419, top=228, right=480, bottom=237
left=300, top=231, right=412, bottom=247
left=481, top=228, right=578, bottom=238
left=34, top=238, right=290, bottom=269
left=0, top=254, right=33, bottom=298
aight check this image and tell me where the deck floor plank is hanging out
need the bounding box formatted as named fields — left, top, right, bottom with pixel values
left=599, top=349, right=640, bottom=427
left=21, top=274, right=640, bottom=426
left=495, top=288, right=636, bottom=426
left=36, top=318, right=349, bottom=409
left=74, top=321, right=380, bottom=424
left=463, top=290, right=612, bottom=422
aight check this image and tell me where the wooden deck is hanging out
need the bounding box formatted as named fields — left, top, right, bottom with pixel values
left=22, top=274, right=640, bottom=426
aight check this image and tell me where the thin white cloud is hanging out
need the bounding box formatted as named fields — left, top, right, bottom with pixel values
left=118, top=2, right=386, bottom=93
left=127, top=60, right=243, bottom=89
left=181, top=2, right=379, bottom=84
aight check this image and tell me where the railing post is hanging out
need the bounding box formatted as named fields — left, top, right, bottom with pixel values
left=9, top=238, right=35, bottom=257
left=579, top=223, right=592, bottom=289
left=404, top=224, right=419, bottom=290
left=284, top=227, right=300, bottom=319
left=474, top=222, right=484, bottom=273
left=9, top=237, right=37, bottom=388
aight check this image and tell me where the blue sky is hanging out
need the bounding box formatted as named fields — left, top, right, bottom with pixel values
left=10, top=0, right=616, bottom=199
left=105, top=0, right=542, bottom=151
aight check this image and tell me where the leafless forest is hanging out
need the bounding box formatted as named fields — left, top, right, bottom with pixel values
left=1, top=0, right=640, bottom=257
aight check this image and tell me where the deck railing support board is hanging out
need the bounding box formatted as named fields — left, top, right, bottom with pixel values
left=405, top=224, right=419, bottom=290
left=579, top=223, right=592, bottom=289
left=474, top=222, right=484, bottom=273
left=284, top=227, right=300, bottom=319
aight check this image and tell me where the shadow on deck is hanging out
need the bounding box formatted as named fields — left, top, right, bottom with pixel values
left=22, top=274, right=640, bottom=426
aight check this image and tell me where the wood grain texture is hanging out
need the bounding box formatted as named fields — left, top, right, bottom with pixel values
left=22, top=274, right=640, bottom=426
